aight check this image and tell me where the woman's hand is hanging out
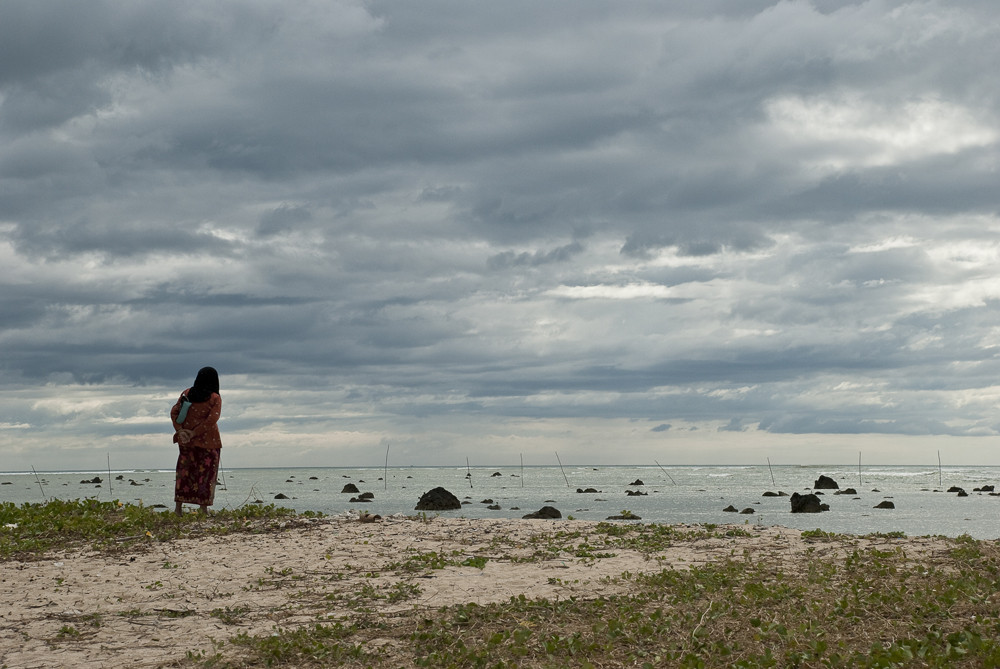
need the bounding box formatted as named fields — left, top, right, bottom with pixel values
left=176, top=429, right=194, bottom=445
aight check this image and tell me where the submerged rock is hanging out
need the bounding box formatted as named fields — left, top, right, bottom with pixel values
left=813, top=475, right=839, bottom=490
left=415, top=487, right=462, bottom=511
left=522, top=506, right=561, bottom=519
left=790, top=492, right=829, bottom=513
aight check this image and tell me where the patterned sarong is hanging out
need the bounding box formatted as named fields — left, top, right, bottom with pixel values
left=174, top=446, right=220, bottom=506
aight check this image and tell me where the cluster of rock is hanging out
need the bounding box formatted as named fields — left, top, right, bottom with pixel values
left=721, top=474, right=906, bottom=514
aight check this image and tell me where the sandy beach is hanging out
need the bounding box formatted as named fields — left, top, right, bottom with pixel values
left=0, top=515, right=960, bottom=668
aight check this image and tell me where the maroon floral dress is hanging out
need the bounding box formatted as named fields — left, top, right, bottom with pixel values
left=170, top=390, right=222, bottom=506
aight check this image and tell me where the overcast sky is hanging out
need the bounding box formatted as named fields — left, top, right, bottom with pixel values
left=3, top=0, right=1000, bottom=471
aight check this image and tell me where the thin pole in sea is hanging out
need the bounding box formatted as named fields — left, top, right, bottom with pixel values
left=555, top=452, right=570, bottom=487
left=654, top=460, right=676, bottom=485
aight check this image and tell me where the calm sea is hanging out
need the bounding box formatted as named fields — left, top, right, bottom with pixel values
left=3, top=465, right=999, bottom=539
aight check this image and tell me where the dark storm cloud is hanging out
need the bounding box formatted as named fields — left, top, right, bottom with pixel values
left=2, top=0, right=1000, bottom=469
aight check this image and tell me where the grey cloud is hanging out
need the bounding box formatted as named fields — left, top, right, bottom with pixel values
left=487, top=242, right=585, bottom=270
left=3, top=1, right=1000, bottom=469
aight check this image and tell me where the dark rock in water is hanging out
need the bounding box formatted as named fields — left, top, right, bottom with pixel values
left=359, top=492, right=374, bottom=500
left=522, top=506, right=561, bottom=519
left=544, top=499, right=557, bottom=503
left=349, top=497, right=370, bottom=503
left=629, top=479, right=644, bottom=486
left=740, top=508, right=755, bottom=514
left=874, top=501, right=895, bottom=509
left=129, top=480, right=141, bottom=486
left=834, top=488, right=858, bottom=495
left=762, top=491, right=779, bottom=497
left=150, top=503, right=167, bottom=509
left=957, top=490, right=969, bottom=497
left=606, top=512, right=641, bottom=520
left=577, top=488, right=600, bottom=493
left=491, top=472, right=502, bottom=477
left=461, top=500, right=471, bottom=505
left=341, top=483, right=360, bottom=494
left=487, top=504, right=501, bottom=510
left=813, top=475, right=839, bottom=490
left=790, top=492, right=829, bottom=513
left=416, top=487, right=462, bottom=511
left=509, top=506, right=520, bottom=510
left=723, top=505, right=738, bottom=512
left=980, top=485, right=995, bottom=492
left=81, top=477, right=102, bottom=484
left=480, top=499, right=494, bottom=504
left=274, top=493, right=289, bottom=499
left=0, top=481, right=10, bottom=485
left=309, top=476, right=319, bottom=480
left=115, top=475, right=124, bottom=480
left=947, top=486, right=964, bottom=493
left=625, top=490, right=647, bottom=496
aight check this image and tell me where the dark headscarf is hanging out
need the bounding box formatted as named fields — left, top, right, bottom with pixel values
left=187, top=366, right=220, bottom=403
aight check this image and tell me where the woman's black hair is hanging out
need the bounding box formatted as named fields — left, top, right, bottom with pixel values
left=187, top=366, right=220, bottom=403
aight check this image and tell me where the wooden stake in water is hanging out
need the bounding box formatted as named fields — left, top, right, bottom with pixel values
left=938, top=450, right=943, bottom=487
left=654, top=460, right=677, bottom=485
left=767, top=457, right=775, bottom=486
left=520, top=453, right=524, bottom=488
left=108, top=453, right=113, bottom=499
left=467, top=457, right=473, bottom=488
left=555, top=452, right=570, bottom=487
left=31, top=466, right=46, bottom=502
left=858, top=451, right=862, bottom=487
left=384, top=440, right=390, bottom=491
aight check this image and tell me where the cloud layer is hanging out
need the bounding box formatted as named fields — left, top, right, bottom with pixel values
left=3, top=0, right=1000, bottom=469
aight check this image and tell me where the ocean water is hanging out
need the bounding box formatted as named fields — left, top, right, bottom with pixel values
left=3, top=465, right=999, bottom=539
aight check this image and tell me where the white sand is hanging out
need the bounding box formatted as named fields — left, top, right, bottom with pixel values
left=0, top=516, right=951, bottom=668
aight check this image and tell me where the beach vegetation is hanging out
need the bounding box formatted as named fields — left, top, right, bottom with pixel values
left=183, top=524, right=1000, bottom=668
left=0, top=498, right=311, bottom=559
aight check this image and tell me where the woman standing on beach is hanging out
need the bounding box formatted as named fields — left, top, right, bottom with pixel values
left=170, top=367, right=223, bottom=515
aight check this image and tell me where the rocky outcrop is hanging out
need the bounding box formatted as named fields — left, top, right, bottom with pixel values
left=415, top=487, right=462, bottom=511
left=833, top=488, right=858, bottom=495
left=341, top=483, right=360, bottom=493
left=522, top=506, right=561, bottom=519
left=790, top=492, right=829, bottom=513
left=576, top=488, right=600, bottom=493
left=629, top=479, right=644, bottom=486
left=874, top=501, right=895, bottom=509
left=723, top=505, right=738, bottom=512
left=813, top=475, right=839, bottom=490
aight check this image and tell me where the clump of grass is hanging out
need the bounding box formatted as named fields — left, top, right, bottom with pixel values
left=0, top=498, right=311, bottom=559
